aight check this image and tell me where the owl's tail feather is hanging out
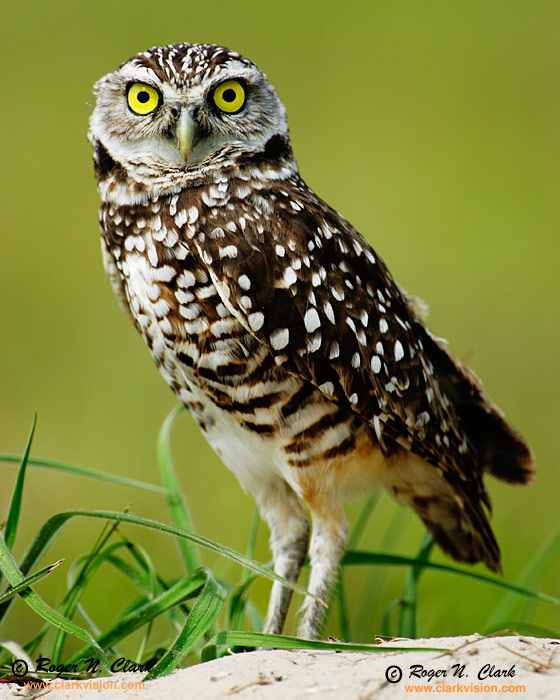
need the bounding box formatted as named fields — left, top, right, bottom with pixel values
left=420, top=501, right=502, bottom=574
left=386, top=452, right=502, bottom=572
left=423, top=330, right=536, bottom=486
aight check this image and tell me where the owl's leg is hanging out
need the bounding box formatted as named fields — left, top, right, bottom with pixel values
left=297, top=501, right=348, bottom=640
left=257, top=481, right=310, bottom=636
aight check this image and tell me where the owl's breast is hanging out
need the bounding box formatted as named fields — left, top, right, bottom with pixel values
left=114, top=232, right=290, bottom=408
left=99, top=193, right=386, bottom=495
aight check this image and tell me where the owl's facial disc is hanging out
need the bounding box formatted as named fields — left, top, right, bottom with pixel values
left=89, top=43, right=292, bottom=193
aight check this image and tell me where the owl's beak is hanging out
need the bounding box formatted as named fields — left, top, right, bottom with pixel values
left=176, top=110, right=197, bottom=163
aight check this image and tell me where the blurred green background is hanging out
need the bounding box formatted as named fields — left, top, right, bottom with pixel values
left=1, top=0, right=559, bottom=645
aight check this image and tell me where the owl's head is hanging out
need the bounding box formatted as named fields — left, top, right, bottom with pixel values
left=89, top=43, right=293, bottom=197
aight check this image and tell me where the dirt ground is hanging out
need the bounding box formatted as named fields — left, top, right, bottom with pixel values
left=2, top=635, right=559, bottom=699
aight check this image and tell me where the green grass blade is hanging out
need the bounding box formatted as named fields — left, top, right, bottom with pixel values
left=0, top=533, right=109, bottom=670
left=333, top=495, right=383, bottom=642
left=17, top=510, right=315, bottom=604
left=105, top=553, right=156, bottom=599
left=0, top=559, right=63, bottom=605
left=243, top=509, right=260, bottom=581
left=348, top=493, right=381, bottom=549
left=381, top=598, right=401, bottom=637
left=226, top=509, right=261, bottom=630
left=51, top=535, right=130, bottom=664
left=56, top=535, right=197, bottom=660
left=0, top=455, right=170, bottom=495
left=0, top=641, right=36, bottom=674
left=227, top=574, right=258, bottom=630
left=157, top=404, right=201, bottom=574
left=485, top=523, right=560, bottom=630
left=356, top=508, right=407, bottom=640
left=484, top=621, right=560, bottom=637
left=396, top=534, right=434, bottom=638
left=202, top=630, right=448, bottom=661
left=335, top=574, right=350, bottom=641
left=65, top=570, right=207, bottom=667
left=111, top=537, right=163, bottom=599
left=144, top=569, right=226, bottom=680
left=335, top=493, right=381, bottom=640
left=343, top=550, right=560, bottom=606
left=4, top=415, right=37, bottom=553
left=105, top=555, right=192, bottom=630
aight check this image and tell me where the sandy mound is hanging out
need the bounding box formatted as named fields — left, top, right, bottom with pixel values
left=2, top=635, right=558, bottom=699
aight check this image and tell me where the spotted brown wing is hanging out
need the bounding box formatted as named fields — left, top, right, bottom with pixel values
left=192, top=180, right=471, bottom=474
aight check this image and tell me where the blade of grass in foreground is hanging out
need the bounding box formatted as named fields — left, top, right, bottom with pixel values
left=227, top=509, right=261, bottom=630
left=17, top=510, right=315, bottom=603
left=21, top=541, right=138, bottom=661
left=227, top=573, right=258, bottom=630
left=4, top=415, right=37, bottom=553
left=201, top=631, right=449, bottom=662
left=343, top=550, right=560, bottom=606
left=485, top=523, right=560, bottom=631
left=64, top=570, right=208, bottom=667
left=144, top=569, right=226, bottom=680
left=0, top=559, right=63, bottom=605
left=157, top=404, right=201, bottom=574
left=106, top=546, right=191, bottom=630
left=381, top=598, right=402, bottom=638
left=484, top=621, right=560, bottom=637
left=0, top=455, right=170, bottom=495
left=348, top=493, right=381, bottom=549
left=396, top=535, right=434, bottom=638
left=0, top=641, right=35, bottom=674
left=51, top=534, right=133, bottom=664
left=0, top=533, right=110, bottom=670
left=336, top=493, right=382, bottom=640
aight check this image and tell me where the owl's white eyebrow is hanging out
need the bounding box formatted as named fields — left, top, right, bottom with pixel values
left=120, top=64, right=162, bottom=86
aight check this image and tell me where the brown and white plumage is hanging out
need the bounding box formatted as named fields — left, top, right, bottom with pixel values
left=89, top=43, right=535, bottom=639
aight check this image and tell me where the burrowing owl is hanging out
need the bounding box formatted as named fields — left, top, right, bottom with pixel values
left=89, top=43, right=535, bottom=640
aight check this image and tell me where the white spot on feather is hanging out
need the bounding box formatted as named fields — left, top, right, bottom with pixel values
left=153, top=265, right=176, bottom=282
left=373, top=415, right=383, bottom=443
left=238, top=274, right=251, bottom=290
left=324, top=301, right=335, bottom=324
left=249, top=312, right=265, bottom=331
left=304, top=308, right=321, bottom=333
left=306, top=333, right=322, bottom=352
left=240, top=295, right=252, bottom=311
left=220, top=245, right=238, bottom=258
left=175, top=289, right=194, bottom=304
left=279, top=266, right=297, bottom=287
left=177, top=270, right=196, bottom=288
left=175, top=210, right=188, bottom=228
left=270, top=328, right=289, bottom=350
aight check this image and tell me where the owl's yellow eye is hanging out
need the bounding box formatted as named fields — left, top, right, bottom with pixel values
left=127, top=83, right=161, bottom=115
left=213, top=80, right=246, bottom=114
